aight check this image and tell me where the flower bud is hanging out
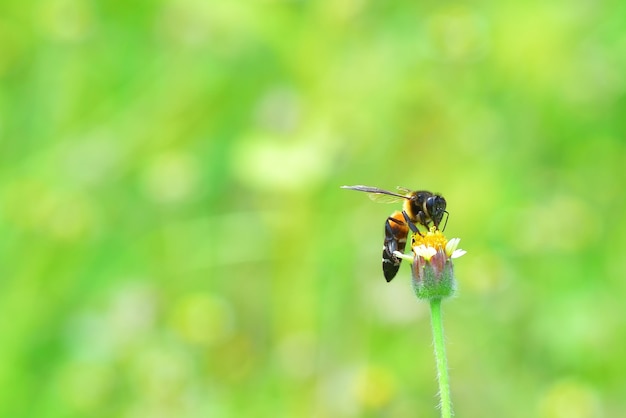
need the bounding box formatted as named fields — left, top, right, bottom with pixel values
left=409, top=229, right=465, bottom=300
left=412, top=248, right=456, bottom=300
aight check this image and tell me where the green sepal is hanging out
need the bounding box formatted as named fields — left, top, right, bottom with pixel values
left=412, top=260, right=457, bottom=300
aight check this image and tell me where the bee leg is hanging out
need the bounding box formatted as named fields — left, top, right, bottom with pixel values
left=402, top=210, right=421, bottom=236
left=384, top=217, right=402, bottom=256
left=383, top=216, right=406, bottom=282
left=385, top=217, right=406, bottom=256
left=416, top=211, right=431, bottom=232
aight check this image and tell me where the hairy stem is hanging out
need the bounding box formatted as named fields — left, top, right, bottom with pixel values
left=430, top=297, right=453, bottom=417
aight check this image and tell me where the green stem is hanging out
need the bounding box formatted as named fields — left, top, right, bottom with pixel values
left=430, top=298, right=453, bottom=418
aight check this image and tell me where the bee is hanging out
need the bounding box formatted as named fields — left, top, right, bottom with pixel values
left=341, top=185, right=448, bottom=282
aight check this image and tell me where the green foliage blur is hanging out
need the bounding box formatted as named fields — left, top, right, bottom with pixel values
left=1, top=1, right=625, bottom=417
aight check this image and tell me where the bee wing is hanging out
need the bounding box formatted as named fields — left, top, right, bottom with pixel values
left=396, top=186, right=413, bottom=194
left=367, top=193, right=406, bottom=203
left=341, top=185, right=409, bottom=204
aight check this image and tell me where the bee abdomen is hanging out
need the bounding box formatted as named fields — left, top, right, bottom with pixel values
left=382, top=211, right=409, bottom=282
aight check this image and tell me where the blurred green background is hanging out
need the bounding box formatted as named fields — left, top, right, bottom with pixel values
left=1, top=1, right=625, bottom=417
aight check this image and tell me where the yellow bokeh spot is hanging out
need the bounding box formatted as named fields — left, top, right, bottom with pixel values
left=412, top=226, right=448, bottom=251
left=354, top=366, right=396, bottom=410
left=538, top=378, right=602, bottom=418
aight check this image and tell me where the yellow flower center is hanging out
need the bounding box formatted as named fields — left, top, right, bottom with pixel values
left=411, top=226, right=448, bottom=251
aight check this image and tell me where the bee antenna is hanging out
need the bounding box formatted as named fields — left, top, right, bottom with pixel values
left=441, top=211, right=449, bottom=232
left=402, top=211, right=421, bottom=235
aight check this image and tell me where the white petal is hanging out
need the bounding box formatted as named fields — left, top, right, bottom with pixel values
left=393, top=251, right=413, bottom=261
left=445, top=238, right=461, bottom=256
left=414, top=245, right=437, bottom=261
left=451, top=249, right=467, bottom=259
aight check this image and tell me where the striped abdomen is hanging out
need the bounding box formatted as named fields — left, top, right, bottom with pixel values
left=382, top=211, right=410, bottom=282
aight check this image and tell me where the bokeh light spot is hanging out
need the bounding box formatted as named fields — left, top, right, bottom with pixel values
left=169, top=293, right=234, bottom=347
left=141, top=151, right=200, bottom=205
left=539, top=378, right=602, bottom=418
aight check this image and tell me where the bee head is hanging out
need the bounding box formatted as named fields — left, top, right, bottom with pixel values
left=425, top=195, right=447, bottom=229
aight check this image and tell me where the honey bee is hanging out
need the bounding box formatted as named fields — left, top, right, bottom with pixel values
left=341, top=185, right=448, bottom=282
